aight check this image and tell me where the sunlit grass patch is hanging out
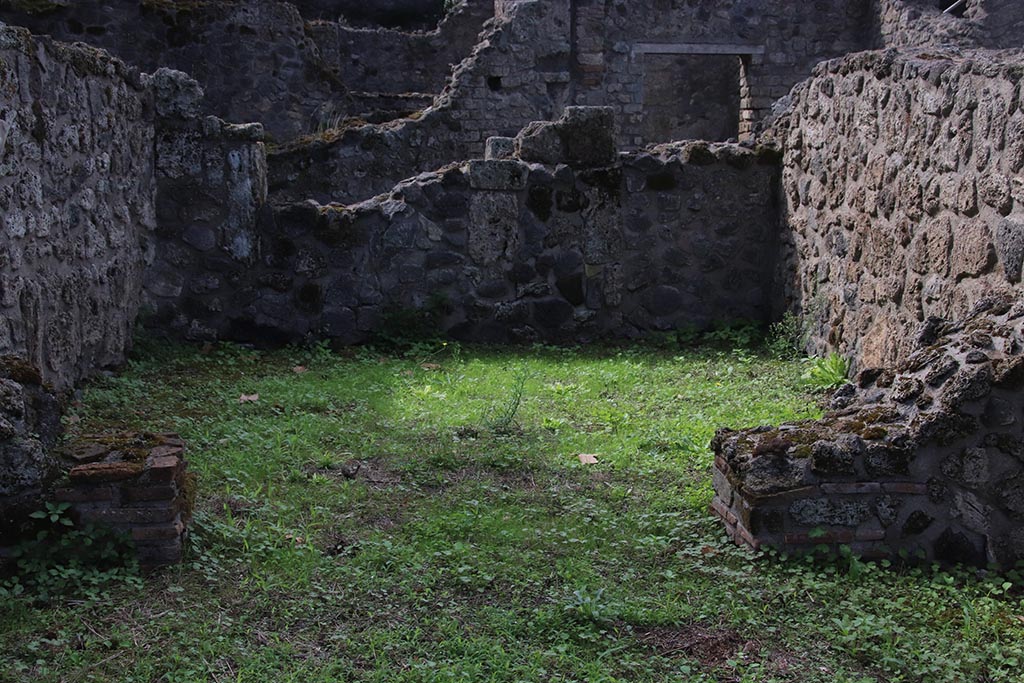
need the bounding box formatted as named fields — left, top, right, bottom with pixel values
left=1, top=338, right=1022, bottom=682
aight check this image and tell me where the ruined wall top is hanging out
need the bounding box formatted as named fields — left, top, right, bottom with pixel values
left=874, top=0, right=1024, bottom=50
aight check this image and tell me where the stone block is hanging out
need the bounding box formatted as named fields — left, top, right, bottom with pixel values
left=468, top=193, right=519, bottom=264
left=995, top=218, right=1024, bottom=284
left=121, top=485, right=178, bottom=503
left=131, top=520, right=186, bottom=542
left=515, top=107, right=616, bottom=168
left=144, top=455, right=184, bottom=484
left=467, top=160, right=529, bottom=191
left=78, top=505, right=179, bottom=526
left=789, top=499, right=871, bottom=527
left=485, top=137, right=516, bottom=160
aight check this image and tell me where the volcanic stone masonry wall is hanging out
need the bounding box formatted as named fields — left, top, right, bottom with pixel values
left=0, top=22, right=155, bottom=390
left=292, top=0, right=448, bottom=28
left=567, top=0, right=870, bottom=144
left=873, top=0, right=1024, bottom=50
left=0, top=0, right=497, bottom=141
left=0, top=0, right=348, bottom=141
left=145, top=68, right=270, bottom=338
left=308, top=1, right=496, bottom=106
left=712, top=295, right=1024, bottom=568
left=271, top=0, right=875, bottom=206
left=0, top=357, right=61, bottom=554
left=268, top=0, right=573, bottom=205
left=776, top=48, right=1024, bottom=371
left=146, top=108, right=783, bottom=346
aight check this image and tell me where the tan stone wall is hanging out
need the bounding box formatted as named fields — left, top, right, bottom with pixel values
left=777, top=48, right=1024, bottom=369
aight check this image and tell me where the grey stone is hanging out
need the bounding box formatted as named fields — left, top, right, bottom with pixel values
left=532, top=298, right=574, bottom=329
left=789, top=499, right=871, bottom=527
left=744, top=454, right=807, bottom=497
left=644, top=285, right=684, bottom=317
left=515, top=107, right=617, bottom=168
left=467, top=160, right=529, bottom=191
left=810, top=439, right=856, bottom=475
left=995, top=219, right=1024, bottom=284
left=0, top=359, right=62, bottom=541
left=485, top=137, right=516, bottom=161
left=150, top=68, right=205, bottom=121
left=468, top=193, right=518, bottom=264
left=874, top=496, right=902, bottom=527
left=183, top=225, right=217, bottom=252
left=515, top=121, right=564, bottom=166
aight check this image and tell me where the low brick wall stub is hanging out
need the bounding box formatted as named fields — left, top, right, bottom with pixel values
left=0, top=353, right=193, bottom=569
left=712, top=295, right=1024, bottom=568
left=54, top=433, right=194, bottom=568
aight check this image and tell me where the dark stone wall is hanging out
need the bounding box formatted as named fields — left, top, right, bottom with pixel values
left=0, top=0, right=496, bottom=141
left=0, top=0, right=347, bottom=141
left=568, top=0, right=873, bottom=144
left=293, top=0, right=446, bottom=27
left=267, top=0, right=573, bottom=205
left=147, top=130, right=783, bottom=346
left=0, top=23, right=155, bottom=389
left=270, top=0, right=876, bottom=207
left=308, top=0, right=495, bottom=103
left=641, top=54, right=742, bottom=143
left=0, top=358, right=61, bottom=549
left=140, top=69, right=271, bottom=338
left=873, top=0, right=1024, bottom=50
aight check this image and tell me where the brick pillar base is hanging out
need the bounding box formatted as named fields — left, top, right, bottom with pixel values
left=55, top=433, right=194, bottom=568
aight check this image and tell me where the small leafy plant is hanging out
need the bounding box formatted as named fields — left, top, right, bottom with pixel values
left=563, top=587, right=613, bottom=624
left=768, top=311, right=807, bottom=360
left=803, top=352, right=851, bottom=390
left=1, top=503, right=141, bottom=603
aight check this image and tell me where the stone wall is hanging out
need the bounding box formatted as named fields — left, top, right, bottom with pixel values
left=0, top=0, right=348, bottom=141
left=0, top=357, right=61, bottom=550
left=872, top=0, right=980, bottom=48
left=294, top=0, right=446, bottom=28
left=0, top=1, right=497, bottom=142
left=567, top=0, right=872, bottom=144
left=309, top=0, right=495, bottom=107
left=873, top=0, right=1024, bottom=50
left=712, top=296, right=1024, bottom=568
left=776, top=48, right=1024, bottom=370
left=268, top=0, right=573, bottom=205
left=0, top=22, right=155, bottom=389
left=270, top=0, right=879, bottom=207
left=143, top=69, right=270, bottom=338
left=148, top=110, right=783, bottom=345
left=640, top=54, right=742, bottom=143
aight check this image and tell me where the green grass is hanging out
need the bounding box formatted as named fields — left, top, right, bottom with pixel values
left=1, top=339, right=1022, bottom=682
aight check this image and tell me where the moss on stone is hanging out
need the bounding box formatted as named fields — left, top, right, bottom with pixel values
left=4, top=0, right=68, bottom=14
left=0, top=355, right=42, bottom=386
left=860, top=425, right=888, bottom=440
